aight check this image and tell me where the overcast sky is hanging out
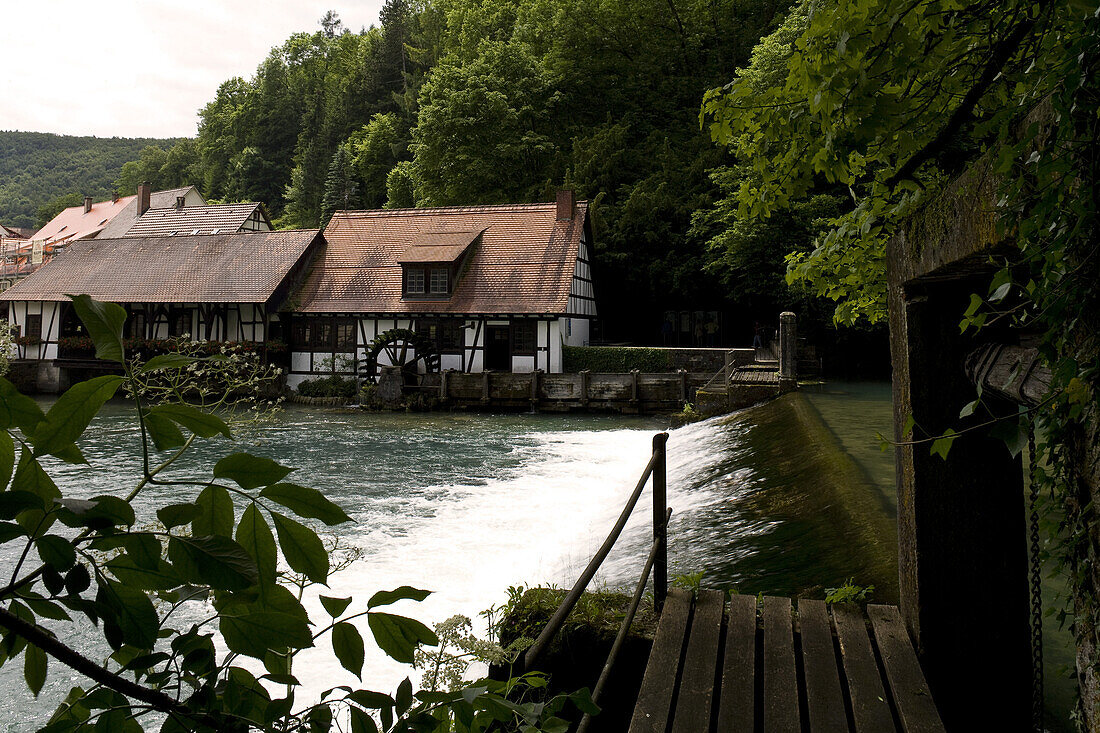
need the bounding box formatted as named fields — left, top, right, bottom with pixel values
left=1, top=1, right=385, bottom=139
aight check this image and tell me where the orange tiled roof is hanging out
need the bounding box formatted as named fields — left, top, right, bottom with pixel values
left=297, top=202, right=588, bottom=315
left=33, top=196, right=134, bottom=245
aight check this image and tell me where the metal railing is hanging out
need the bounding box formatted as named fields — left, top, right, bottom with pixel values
left=520, top=432, right=671, bottom=731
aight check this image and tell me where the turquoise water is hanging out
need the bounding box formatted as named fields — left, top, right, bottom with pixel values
left=0, top=385, right=1072, bottom=729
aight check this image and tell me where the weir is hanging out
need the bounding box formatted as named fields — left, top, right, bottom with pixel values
left=521, top=428, right=945, bottom=732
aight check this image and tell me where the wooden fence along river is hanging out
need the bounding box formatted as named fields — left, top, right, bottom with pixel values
left=415, top=370, right=715, bottom=413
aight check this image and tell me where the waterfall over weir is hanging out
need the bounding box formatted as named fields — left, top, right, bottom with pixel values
left=1, top=391, right=899, bottom=728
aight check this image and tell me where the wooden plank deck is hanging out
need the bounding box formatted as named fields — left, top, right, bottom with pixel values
left=628, top=590, right=945, bottom=733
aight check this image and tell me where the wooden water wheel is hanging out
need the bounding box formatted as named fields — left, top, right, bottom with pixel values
left=358, top=328, right=440, bottom=384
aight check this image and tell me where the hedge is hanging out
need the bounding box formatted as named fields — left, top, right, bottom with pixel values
left=561, top=345, right=672, bottom=373
left=296, top=374, right=358, bottom=398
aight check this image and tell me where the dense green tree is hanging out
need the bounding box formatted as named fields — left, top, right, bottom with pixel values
left=413, top=39, right=558, bottom=205
left=349, top=113, right=403, bottom=209
left=320, top=146, right=359, bottom=227
left=114, top=145, right=169, bottom=195
left=385, top=161, right=418, bottom=208
left=0, top=132, right=177, bottom=230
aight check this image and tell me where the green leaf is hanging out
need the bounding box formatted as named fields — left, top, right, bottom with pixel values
left=396, top=677, right=412, bottom=714
left=349, top=707, right=379, bottom=733
left=106, top=557, right=181, bottom=591
left=367, top=586, right=432, bottom=610
left=168, top=535, right=258, bottom=591
left=56, top=495, right=135, bottom=529
left=142, top=412, right=185, bottom=451
left=259, top=483, right=351, bottom=526
left=67, top=295, right=126, bottom=363
left=0, top=491, right=42, bottom=520
left=137, top=353, right=200, bottom=374
left=236, top=504, right=278, bottom=591
left=0, top=377, right=46, bottom=435
left=25, top=598, right=72, bottom=621
left=0, top=521, right=26, bottom=543
left=347, top=690, right=395, bottom=710
left=123, top=533, right=162, bottom=570
left=332, top=622, right=365, bottom=679
left=156, top=503, right=196, bottom=529
left=367, top=612, right=438, bottom=664
left=988, top=282, right=1011, bottom=303
left=148, top=403, right=231, bottom=439
left=193, top=485, right=234, bottom=537
left=569, top=687, right=601, bottom=716
left=930, top=429, right=958, bottom=461
left=214, top=453, right=293, bottom=489
left=24, top=643, right=47, bottom=696
left=36, top=535, right=76, bottom=571
left=319, top=596, right=353, bottom=618
left=32, top=375, right=124, bottom=458
left=65, top=564, right=91, bottom=595
left=959, top=400, right=979, bottom=418
left=219, top=608, right=314, bottom=659
left=271, top=512, right=328, bottom=583
left=97, top=581, right=159, bottom=650
left=308, top=704, right=333, bottom=733
left=0, top=430, right=15, bottom=490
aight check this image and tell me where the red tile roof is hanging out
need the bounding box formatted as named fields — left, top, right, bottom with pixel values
left=0, top=230, right=321, bottom=305
left=297, top=202, right=589, bottom=315
left=33, top=196, right=134, bottom=245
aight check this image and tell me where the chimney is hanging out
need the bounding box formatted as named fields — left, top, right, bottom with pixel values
left=175, top=196, right=185, bottom=209
left=83, top=196, right=93, bottom=214
left=137, top=182, right=151, bottom=216
left=112, top=191, right=119, bottom=203
left=556, top=188, right=576, bottom=221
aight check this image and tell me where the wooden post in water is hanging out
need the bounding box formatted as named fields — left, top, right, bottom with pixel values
left=652, top=432, right=668, bottom=611
left=778, top=311, right=797, bottom=391
left=580, top=369, right=590, bottom=407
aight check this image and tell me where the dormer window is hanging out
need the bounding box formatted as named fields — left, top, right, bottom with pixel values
left=429, top=268, right=449, bottom=294
left=406, top=268, right=425, bottom=295
left=399, top=229, right=483, bottom=300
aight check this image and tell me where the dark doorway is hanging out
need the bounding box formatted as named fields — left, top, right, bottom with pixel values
left=485, top=325, right=511, bottom=371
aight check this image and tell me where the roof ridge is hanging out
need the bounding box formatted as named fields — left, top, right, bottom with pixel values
left=143, top=202, right=260, bottom=212
left=333, top=201, right=589, bottom=218
left=90, top=228, right=318, bottom=243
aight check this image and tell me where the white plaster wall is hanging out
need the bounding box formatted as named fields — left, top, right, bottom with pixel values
left=511, top=355, right=535, bottom=373
left=549, top=320, right=563, bottom=372
left=561, top=316, right=590, bottom=347
left=467, top=324, right=484, bottom=372
left=440, top=354, right=462, bottom=371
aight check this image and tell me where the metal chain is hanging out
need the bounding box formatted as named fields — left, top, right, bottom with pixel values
left=1028, top=425, right=1045, bottom=732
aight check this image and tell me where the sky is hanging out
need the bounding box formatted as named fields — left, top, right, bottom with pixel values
left=1, top=0, right=385, bottom=139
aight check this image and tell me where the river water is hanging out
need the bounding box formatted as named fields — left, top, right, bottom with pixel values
left=0, top=383, right=1072, bottom=730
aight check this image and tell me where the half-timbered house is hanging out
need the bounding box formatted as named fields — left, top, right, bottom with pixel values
left=288, top=190, right=596, bottom=387
left=0, top=229, right=321, bottom=391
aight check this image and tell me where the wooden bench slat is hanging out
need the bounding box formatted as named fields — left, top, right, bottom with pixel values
left=629, top=587, right=692, bottom=733
left=671, top=590, right=724, bottom=733
left=798, top=599, right=849, bottom=732
left=867, top=605, right=946, bottom=733
left=762, top=595, right=800, bottom=733
left=717, top=594, right=757, bottom=732
left=832, top=605, right=896, bottom=733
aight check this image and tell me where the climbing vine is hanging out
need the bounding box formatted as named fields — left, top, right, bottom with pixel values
left=701, top=0, right=1100, bottom=721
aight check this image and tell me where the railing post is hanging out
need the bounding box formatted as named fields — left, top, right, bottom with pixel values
left=652, top=432, right=668, bottom=611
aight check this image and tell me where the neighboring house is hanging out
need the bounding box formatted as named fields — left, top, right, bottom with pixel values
left=123, top=201, right=272, bottom=238
left=288, top=190, right=596, bottom=387
left=0, top=229, right=322, bottom=392
left=1, top=225, right=33, bottom=239
left=5, top=184, right=207, bottom=290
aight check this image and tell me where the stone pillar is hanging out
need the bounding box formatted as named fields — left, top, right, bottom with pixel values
left=777, top=311, right=797, bottom=390
left=377, top=366, right=404, bottom=407
left=889, top=279, right=1030, bottom=729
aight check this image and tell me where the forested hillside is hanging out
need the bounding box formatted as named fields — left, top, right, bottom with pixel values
left=119, top=0, right=799, bottom=343
left=0, top=131, right=178, bottom=229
